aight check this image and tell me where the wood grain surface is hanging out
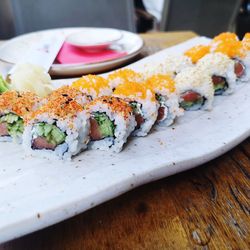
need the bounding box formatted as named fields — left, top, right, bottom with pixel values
left=1, top=31, right=250, bottom=250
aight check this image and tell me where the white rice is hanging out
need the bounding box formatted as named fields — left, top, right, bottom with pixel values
left=143, top=55, right=193, bottom=78
left=197, top=52, right=237, bottom=95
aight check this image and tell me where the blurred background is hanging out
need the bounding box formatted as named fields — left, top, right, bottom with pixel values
left=0, top=0, right=249, bottom=39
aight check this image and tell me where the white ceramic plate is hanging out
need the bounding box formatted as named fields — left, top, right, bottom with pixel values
left=0, top=28, right=143, bottom=76
left=0, top=37, right=250, bottom=243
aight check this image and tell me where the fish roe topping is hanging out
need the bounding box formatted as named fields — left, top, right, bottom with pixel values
left=27, top=95, right=83, bottom=123
left=47, top=85, right=91, bottom=105
left=113, top=81, right=156, bottom=101
left=184, top=45, right=211, bottom=63
left=242, top=33, right=250, bottom=51
left=108, top=69, right=143, bottom=83
left=86, top=96, right=133, bottom=119
left=0, top=90, right=40, bottom=117
left=213, top=39, right=245, bottom=58
left=71, top=75, right=110, bottom=98
left=145, top=74, right=176, bottom=93
left=213, top=32, right=239, bottom=42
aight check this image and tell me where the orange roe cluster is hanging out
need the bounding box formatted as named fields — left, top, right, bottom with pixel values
left=145, top=74, right=176, bottom=93
left=113, top=81, right=155, bottom=101
left=86, top=96, right=133, bottom=119
left=27, top=94, right=83, bottom=123
left=184, top=45, right=210, bottom=63
left=0, top=90, right=40, bottom=117
left=211, top=32, right=245, bottom=58
left=108, top=69, right=143, bottom=83
left=72, top=75, right=110, bottom=97
left=242, top=33, right=250, bottom=51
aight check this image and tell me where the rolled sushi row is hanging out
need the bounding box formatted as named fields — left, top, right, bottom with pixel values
left=0, top=32, right=249, bottom=159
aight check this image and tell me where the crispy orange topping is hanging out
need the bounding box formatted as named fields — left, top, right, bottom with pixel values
left=213, top=32, right=239, bottom=42
left=184, top=45, right=210, bottom=63
left=0, top=90, right=40, bottom=117
left=86, top=96, right=133, bottom=119
left=242, top=33, right=250, bottom=51
left=47, top=85, right=90, bottom=105
left=145, top=74, right=176, bottom=93
left=113, top=81, right=155, bottom=101
left=108, top=69, right=143, bottom=83
left=26, top=95, right=83, bottom=123
left=71, top=75, right=109, bottom=97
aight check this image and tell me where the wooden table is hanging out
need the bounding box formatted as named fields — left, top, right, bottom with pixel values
left=1, top=31, right=250, bottom=249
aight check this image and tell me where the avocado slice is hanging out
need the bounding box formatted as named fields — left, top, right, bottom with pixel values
left=0, top=113, right=24, bottom=137
left=93, top=112, right=115, bottom=138
left=34, top=122, right=66, bottom=145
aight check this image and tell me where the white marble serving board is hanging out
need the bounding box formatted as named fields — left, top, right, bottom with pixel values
left=0, top=37, right=250, bottom=243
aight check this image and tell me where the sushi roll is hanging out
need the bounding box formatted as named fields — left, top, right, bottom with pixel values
left=107, top=69, right=143, bottom=91
left=71, top=74, right=111, bottom=100
left=0, top=90, right=40, bottom=143
left=175, top=67, right=214, bottom=111
left=211, top=32, right=249, bottom=82
left=23, top=95, right=90, bottom=160
left=47, top=85, right=91, bottom=106
left=145, top=74, right=183, bottom=126
left=184, top=45, right=210, bottom=64
left=86, top=96, right=136, bottom=152
left=113, top=81, right=158, bottom=136
left=144, top=54, right=193, bottom=78
left=197, top=52, right=237, bottom=95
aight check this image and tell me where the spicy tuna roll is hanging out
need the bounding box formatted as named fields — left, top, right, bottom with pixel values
left=23, top=95, right=90, bottom=160
left=0, top=90, right=40, bottom=143
left=175, top=67, right=214, bottom=111
left=86, top=96, right=136, bottom=152
left=113, top=81, right=158, bottom=136
left=145, top=74, right=183, bottom=126
left=71, top=74, right=111, bottom=100
left=197, top=52, right=236, bottom=95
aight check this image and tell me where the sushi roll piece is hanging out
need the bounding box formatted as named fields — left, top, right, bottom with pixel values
left=184, top=45, right=211, bottom=64
left=47, top=85, right=91, bottom=106
left=197, top=52, right=237, bottom=95
left=107, top=69, right=144, bottom=91
left=113, top=81, right=158, bottom=136
left=145, top=74, right=183, bottom=126
left=0, top=90, right=40, bottom=143
left=23, top=95, right=90, bottom=160
left=143, top=54, right=193, bottom=78
left=86, top=96, right=136, bottom=152
left=211, top=32, right=249, bottom=82
left=175, top=67, right=214, bottom=111
left=71, top=74, right=111, bottom=100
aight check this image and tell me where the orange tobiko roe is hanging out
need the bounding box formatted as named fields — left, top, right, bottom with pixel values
left=108, top=69, right=143, bottom=82
left=113, top=81, right=155, bottom=101
left=242, top=33, right=250, bottom=51
left=214, top=39, right=245, bottom=58
left=184, top=45, right=210, bottom=63
left=213, top=32, right=239, bottom=42
left=71, top=74, right=109, bottom=95
left=145, top=74, right=176, bottom=93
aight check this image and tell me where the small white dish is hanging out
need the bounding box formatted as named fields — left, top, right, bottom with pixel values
left=66, top=28, right=122, bottom=51
left=0, top=28, right=144, bottom=76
